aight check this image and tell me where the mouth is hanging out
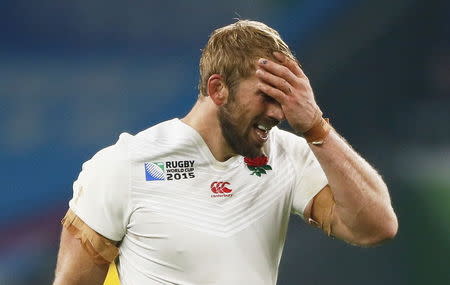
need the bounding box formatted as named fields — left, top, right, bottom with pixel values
left=253, top=121, right=276, bottom=143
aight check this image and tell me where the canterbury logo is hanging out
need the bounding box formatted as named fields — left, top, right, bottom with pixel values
left=210, top=181, right=233, bottom=197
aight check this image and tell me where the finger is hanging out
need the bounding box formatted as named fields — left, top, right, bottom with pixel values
left=257, top=58, right=299, bottom=87
left=273, top=52, right=305, bottom=78
left=255, top=68, right=293, bottom=95
left=257, top=81, right=287, bottom=103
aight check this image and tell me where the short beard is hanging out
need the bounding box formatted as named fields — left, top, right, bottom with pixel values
left=218, top=102, right=262, bottom=158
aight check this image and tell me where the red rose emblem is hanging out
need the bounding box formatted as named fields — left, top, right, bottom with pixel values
left=244, top=156, right=272, bottom=177
left=244, top=156, right=269, bottom=167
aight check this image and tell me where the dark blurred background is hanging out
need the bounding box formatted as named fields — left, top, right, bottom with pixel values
left=1, top=0, right=449, bottom=284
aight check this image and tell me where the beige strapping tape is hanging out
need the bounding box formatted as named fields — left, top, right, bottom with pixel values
left=61, top=209, right=119, bottom=264
left=309, top=185, right=335, bottom=236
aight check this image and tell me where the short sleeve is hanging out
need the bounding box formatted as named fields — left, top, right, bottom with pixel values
left=274, top=128, right=328, bottom=219
left=69, top=133, right=131, bottom=241
left=291, top=147, right=328, bottom=219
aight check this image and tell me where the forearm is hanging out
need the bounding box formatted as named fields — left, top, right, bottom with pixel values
left=253, top=53, right=397, bottom=243
left=309, top=129, right=397, bottom=245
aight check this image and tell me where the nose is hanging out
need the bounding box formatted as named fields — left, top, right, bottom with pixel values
left=267, top=101, right=285, bottom=122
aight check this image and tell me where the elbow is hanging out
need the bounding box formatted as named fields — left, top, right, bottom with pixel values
left=356, top=210, right=399, bottom=247
left=373, top=215, right=398, bottom=245
left=385, top=212, right=399, bottom=240
left=385, top=211, right=399, bottom=239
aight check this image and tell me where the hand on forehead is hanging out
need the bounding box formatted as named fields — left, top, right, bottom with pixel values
left=254, top=52, right=304, bottom=103
left=259, top=52, right=305, bottom=80
left=254, top=52, right=321, bottom=133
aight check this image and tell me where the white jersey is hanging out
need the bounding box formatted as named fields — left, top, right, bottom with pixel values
left=69, top=118, right=328, bottom=285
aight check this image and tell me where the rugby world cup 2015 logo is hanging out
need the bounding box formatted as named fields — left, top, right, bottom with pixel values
left=144, top=160, right=196, bottom=181
left=145, top=162, right=166, bottom=181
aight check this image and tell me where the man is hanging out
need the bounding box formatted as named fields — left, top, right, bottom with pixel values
left=53, top=20, right=398, bottom=285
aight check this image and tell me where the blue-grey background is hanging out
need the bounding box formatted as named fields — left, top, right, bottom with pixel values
left=1, top=0, right=449, bottom=284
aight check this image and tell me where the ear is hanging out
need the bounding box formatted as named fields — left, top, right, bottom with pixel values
left=207, top=74, right=229, bottom=106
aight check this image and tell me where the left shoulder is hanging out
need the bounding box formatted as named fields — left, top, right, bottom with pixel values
left=267, top=127, right=310, bottom=156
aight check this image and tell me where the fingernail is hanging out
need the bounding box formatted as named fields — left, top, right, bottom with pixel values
left=259, top=58, right=267, bottom=64
left=256, top=69, right=263, bottom=75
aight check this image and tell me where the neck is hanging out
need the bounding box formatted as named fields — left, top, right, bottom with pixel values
left=181, top=98, right=235, bottom=162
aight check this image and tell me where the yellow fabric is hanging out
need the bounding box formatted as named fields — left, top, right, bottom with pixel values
left=61, top=209, right=119, bottom=264
left=104, top=263, right=120, bottom=285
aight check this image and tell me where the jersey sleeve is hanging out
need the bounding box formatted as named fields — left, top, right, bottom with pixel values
left=69, top=133, right=132, bottom=241
left=275, top=129, right=328, bottom=219
left=291, top=145, right=328, bottom=219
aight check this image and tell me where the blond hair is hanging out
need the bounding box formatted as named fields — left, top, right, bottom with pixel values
left=198, top=20, right=297, bottom=97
